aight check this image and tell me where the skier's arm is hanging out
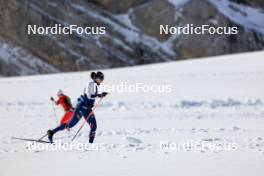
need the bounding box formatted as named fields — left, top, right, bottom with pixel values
left=97, top=92, right=108, bottom=98
left=91, top=92, right=108, bottom=98
left=50, top=97, right=59, bottom=105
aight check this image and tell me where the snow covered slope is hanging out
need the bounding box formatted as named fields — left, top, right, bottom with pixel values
left=209, top=0, right=264, bottom=35
left=0, top=51, right=264, bottom=176
left=0, top=39, right=59, bottom=76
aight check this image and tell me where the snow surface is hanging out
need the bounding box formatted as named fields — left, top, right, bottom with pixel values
left=1, top=51, right=264, bottom=176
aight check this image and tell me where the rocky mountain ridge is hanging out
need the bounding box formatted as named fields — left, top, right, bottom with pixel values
left=0, top=0, right=263, bottom=76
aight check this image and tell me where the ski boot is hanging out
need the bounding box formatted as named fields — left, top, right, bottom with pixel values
left=47, top=130, right=54, bottom=143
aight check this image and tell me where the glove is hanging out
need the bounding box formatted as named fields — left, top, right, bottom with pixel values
left=50, top=97, right=55, bottom=101
left=101, top=92, right=108, bottom=97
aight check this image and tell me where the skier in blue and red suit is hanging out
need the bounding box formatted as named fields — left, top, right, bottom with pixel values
left=47, top=71, right=108, bottom=143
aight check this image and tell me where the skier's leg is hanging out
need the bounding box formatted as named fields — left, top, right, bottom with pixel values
left=67, top=103, right=82, bottom=128
left=80, top=108, right=97, bottom=143
left=67, top=111, right=81, bottom=128
left=52, top=124, right=67, bottom=133
left=51, top=112, right=69, bottom=134
left=47, top=123, right=66, bottom=143
left=47, top=103, right=81, bottom=143
left=60, top=111, right=73, bottom=125
left=87, top=114, right=97, bottom=143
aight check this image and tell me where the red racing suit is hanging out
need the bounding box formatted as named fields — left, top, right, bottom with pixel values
left=55, top=95, right=74, bottom=125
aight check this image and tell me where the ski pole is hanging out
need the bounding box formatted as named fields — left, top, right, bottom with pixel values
left=71, top=97, right=104, bottom=141
left=37, top=133, right=48, bottom=141
left=51, top=101, right=58, bottom=124
left=26, top=133, right=48, bottom=149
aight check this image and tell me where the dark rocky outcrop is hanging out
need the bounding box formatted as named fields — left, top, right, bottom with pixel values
left=0, top=0, right=263, bottom=76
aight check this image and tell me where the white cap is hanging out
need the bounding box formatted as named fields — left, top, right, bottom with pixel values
left=57, top=89, right=63, bottom=96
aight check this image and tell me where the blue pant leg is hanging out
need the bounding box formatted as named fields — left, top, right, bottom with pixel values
left=87, top=115, right=97, bottom=143
left=52, top=124, right=66, bottom=133
left=80, top=107, right=97, bottom=143
left=67, top=103, right=82, bottom=128
left=52, top=103, right=82, bottom=133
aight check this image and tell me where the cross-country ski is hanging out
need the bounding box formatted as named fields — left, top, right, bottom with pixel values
left=11, top=137, right=50, bottom=144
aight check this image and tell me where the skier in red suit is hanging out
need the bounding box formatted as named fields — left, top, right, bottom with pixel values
left=50, top=90, right=74, bottom=125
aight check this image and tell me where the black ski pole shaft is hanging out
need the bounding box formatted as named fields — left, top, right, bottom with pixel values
left=26, top=133, right=48, bottom=149
left=71, top=125, right=84, bottom=141
left=38, top=133, right=48, bottom=141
